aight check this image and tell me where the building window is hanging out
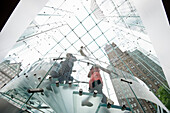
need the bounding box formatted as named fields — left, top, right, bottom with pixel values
left=131, top=98, right=134, bottom=101
left=147, top=74, right=150, bottom=76
left=153, top=89, right=156, bottom=92
left=131, top=104, right=134, bottom=108
left=149, top=105, right=153, bottom=108
left=134, top=103, right=137, bottom=107
left=144, top=107, right=147, bottom=110
left=149, top=84, right=152, bottom=87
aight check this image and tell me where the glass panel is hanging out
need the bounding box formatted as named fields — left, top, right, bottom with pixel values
left=110, top=68, right=169, bottom=112
left=35, top=85, right=67, bottom=113
left=73, top=91, right=103, bottom=113
left=96, top=103, right=131, bottom=113
left=0, top=59, right=56, bottom=112
left=51, top=84, right=78, bottom=113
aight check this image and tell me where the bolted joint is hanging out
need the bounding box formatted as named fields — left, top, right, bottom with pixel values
left=72, top=70, right=76, bottom=72
left=56, top=81, right=59, bottom=87
left=121, top=105, right=126, bottom=111
left=68, top=81, right=72, bottom=87
left=26, top=106, right=31, bottom=110
left=79, top=89, right=83, bottom=96
left=27, top=88, right=44, bottom=93
left=38, top=77, right=41, bottom=81
left=107, top=102, right=111, bottom=108
left=93, top=90, right=98, bottom=97
left=49, top=75, right=52, bottom=81
left=11, top=95, right=14, bottom=99
left=87, top=62, right=90, bottom=66
left=41, top=92, right=44, bottom=96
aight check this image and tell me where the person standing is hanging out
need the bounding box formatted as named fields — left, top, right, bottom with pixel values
left=82, top=66, right=107, bottom=106
left=57, top=53, right=77, bottom=83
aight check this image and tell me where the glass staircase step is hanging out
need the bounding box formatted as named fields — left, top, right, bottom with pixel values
left=73, top=91, right=103, bottom=113
left=36, top=83, right=78, bottom=113
left=96, top=103, right=131, bottom=113
left=51, top=84, right=78, bottom=113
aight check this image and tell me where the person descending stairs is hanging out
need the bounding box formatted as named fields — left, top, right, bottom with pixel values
left=82, top=65, right=114, bottom=107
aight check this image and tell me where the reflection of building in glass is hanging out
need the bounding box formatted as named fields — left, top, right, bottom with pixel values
left=104, top=42, right=169, bottom=113
left=0, top=60, right=21, bottom=88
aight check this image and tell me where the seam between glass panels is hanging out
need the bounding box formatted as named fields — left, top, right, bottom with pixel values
left=43, top=5, right=101, bottom=57
left=84, top=6, right=147, bottom=112
left=21, top=62, right=56, bottom=109
left=130, top=52, right=167, bottom=81
left=65, top=18, right=104, bottom=50
left=84, top=6, right=136, bottom=79
left=120, top=69, right=146, bottom=113
left=129, top=53, right=170, bottom=94
left=55, top=25, right=88, bottom=73
left=17, top=24, right=67, bottom=42
left=75, top=14, right=108, bottom=60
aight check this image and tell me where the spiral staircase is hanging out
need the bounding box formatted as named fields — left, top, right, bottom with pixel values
left=0, top=60, right=131, bottom=113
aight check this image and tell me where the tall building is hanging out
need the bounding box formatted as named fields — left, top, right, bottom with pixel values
left=104, top=42, right=168, bottom=94
left=0, top=60, right=21, bottom=88
left=104, top=42, right=169, bottom=113
left=108, top=67, right=158, bottom=113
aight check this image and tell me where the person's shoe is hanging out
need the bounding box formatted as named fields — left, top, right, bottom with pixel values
left=82, top=101, right=93, bottom=107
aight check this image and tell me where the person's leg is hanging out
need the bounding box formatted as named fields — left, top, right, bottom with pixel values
left=58, top=76, right=64, bottom=84
left=65, top=71, right=74, bottom=83
left=50, top=71, right=60, bottom=78
left=94, top=84, right=107, bottom=104
left=64, top=73, right=70, bottom=84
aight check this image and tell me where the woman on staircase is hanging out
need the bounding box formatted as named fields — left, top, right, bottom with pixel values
left=82, top=65, right=114, bottom=107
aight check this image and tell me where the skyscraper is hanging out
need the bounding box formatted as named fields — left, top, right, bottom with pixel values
left=104, top=42, right=168, bottom=94
left=104, top=42, right=169, bottom=113
left=107, top=67, right=158, bottom=113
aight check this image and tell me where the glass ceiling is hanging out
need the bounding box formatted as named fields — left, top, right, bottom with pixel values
left=5, top=0, right=157, bottom=67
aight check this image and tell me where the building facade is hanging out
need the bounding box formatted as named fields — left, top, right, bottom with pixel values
left=104, top=42, right=169, bottom=113
left=104, top=42, right=168, bottom=94
left=0, top=60, right=21, bottom=88
left=108, top=66, right=157, bottom=113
